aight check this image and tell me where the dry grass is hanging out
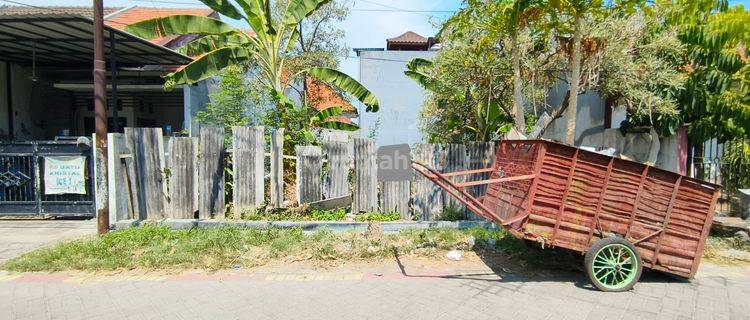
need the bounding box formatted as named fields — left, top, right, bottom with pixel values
left=703, top=236, right=750, bottom=265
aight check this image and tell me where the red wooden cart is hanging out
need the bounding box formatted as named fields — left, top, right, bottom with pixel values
left=412, top=140, right=720, bottom=291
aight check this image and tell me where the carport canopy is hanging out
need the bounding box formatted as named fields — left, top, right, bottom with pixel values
left=0, top=13, right=192, bottom=67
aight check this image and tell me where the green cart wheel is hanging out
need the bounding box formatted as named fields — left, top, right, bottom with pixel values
left=584, top=237, right=643, bottom=292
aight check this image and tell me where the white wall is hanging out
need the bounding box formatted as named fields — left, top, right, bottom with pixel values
left=543, top=82, right=607, bottom=146
left=183, top=80, right=212, bottom=136
left=357, top=50, right=437, bottom=146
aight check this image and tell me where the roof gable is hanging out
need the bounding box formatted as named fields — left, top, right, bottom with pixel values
left=387, top=31, right=427, bottom=44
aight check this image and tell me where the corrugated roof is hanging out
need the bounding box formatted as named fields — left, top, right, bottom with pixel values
left=0, top=13, right=192, bottom=67
left=387, top=31, right=427, bottom=44
left=0, top=6, right=124, bottom=18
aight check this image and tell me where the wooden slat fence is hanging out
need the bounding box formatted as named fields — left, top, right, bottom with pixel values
left=232, top=126, right=265, bottom=218
left=107, top=127, right=499, bottom=223
left=412, top=144, right=444, bottom=220
left=296, top=145, right=323, bottom=204
left=270, top=128, right=284, bottom=208
left=352, top=138, right=377, bottom=212
left=199, top=126, right=225, bottom=219
left=324, top=138, right=351, bottom=198
left=167, top=137, right=197, bottom=219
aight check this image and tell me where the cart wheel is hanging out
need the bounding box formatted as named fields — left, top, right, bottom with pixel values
left=584, top=237, right=643, bottom=292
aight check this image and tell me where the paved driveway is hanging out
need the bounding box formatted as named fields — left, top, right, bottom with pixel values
left=0, top=219, right=96, bottom=263
left=0, top=257, right=747, bottom=319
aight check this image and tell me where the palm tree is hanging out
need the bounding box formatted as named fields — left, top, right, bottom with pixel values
left=125, top=0, right=378, bottom=128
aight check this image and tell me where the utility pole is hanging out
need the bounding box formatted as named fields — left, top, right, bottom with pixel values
left=93, top=0, right=109, bottom=235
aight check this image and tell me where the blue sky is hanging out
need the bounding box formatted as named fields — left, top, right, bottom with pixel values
left=11, top=0, right=750, bottom=78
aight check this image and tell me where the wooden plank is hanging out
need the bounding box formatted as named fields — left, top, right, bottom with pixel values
left=309, top=194, right=352, bottom=211
left=167, top=137, right=197, bottom=219
left=198, top=126, right=226, bottom=219
left=443, top=143, right=467, bottom=217
left=123, top=130, right=142, bottom=219
left=587, top=157, right=614, bottom=245
left=690, top=190, right=722, bottom=276
left=324, top=138, right=351, bottom=199
left=106, top=133, right=131, bottom=222
left=412, top=144, right=443, bottom=220
left=652, top=176, right=683, bottom=265
left=352, top=138, right=377, bottom=213
left=551, top=148, right=579, bottom=244
left=232, top=126, right=265, bottom=218
left=520, top=142, right=547, bottom=230
left=296, top=145, right=322, bottom=204
left=125, top=127, right=166, bottom=219
left=625, top=166, right=650, bottom=238
left=380, top=180, right=410, bottom=219
left=270, top=128, right=284, bottom=208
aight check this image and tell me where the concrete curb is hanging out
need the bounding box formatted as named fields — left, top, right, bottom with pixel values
left=112, top=219, right=499, bottom=233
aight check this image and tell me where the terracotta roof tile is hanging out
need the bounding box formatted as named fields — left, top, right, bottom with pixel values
left=106, top=7, right=215, bottom=29
left=106, top=7, right=215, bottom=47
left=306, top=78, right=356, bottom=113
left=387, top=31, right=427, bottom=44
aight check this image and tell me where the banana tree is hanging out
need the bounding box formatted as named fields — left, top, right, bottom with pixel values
left=125, top=0, right=378, bottom=128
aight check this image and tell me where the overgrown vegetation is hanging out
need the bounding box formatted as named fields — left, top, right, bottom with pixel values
left=240, top=207, right=347, bottom=221
left=2, top=225, right=511, bottom=272
left=355, top=211, right=400, bottom=222
left=5, top=226, right=748, bottom=272
left=703, top=235, right=750, bottom=264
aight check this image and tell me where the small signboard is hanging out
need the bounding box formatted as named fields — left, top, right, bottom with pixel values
left=377, top=144, right=412, bottom=181
left=43, top=156, right=86, bottom=195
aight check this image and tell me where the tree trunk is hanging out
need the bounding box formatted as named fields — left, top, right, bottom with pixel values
left=565, top=16, right=583, bottom=145
left=511, top=33, right=526, bottom=132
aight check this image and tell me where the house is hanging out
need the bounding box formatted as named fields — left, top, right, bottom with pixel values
left=0, top=6, right=215, bottom=141
left=354, top=31, right=438, bottom=146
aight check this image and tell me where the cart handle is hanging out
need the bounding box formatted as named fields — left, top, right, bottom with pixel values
left=411, top=160, right=534, bottom=227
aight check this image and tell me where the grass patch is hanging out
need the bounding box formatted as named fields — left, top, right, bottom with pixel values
left=3, top=225, right=525, bottom=272
left=355, top=211, right=400, bottom=222
left=241, top=208, right=347, bottom=221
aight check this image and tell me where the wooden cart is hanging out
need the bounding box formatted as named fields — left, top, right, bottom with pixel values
left=412, top=140, right=720, bottom=291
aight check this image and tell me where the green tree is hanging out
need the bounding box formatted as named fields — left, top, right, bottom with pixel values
left=593, top=10, right=684, bottom=136
left=195, top=65, right=267, bottom=134
left=125, top=0, right=378, bottom=130
left=442, top=0, right=546, bottom=131
left=406, top=26, right=554, bottom=142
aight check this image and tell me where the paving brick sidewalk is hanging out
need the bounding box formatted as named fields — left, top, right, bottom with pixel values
left=0, top=259, right=748, bottom=320
left=0, top=219, right=96, bottom=263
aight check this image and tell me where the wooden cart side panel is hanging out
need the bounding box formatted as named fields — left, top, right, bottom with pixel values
left=483, top=141, right=538, bottom=223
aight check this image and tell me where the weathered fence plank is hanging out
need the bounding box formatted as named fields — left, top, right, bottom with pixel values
left=352, top=138, right=377, bottom=213
left=167, top=137, right=197, bottom=219
left=413, top=144, right=444, bottom=220
left=443, top=144, right=467, bottom=218
left=107, top=133, right=133, bottom=223
left=466, top=141, right=495, bottom=220
left=232, top=126, right=265, bottom=218
left=199, top=126, right=226, bottom=219
left=270, top=128, right=284, bottom=208
left=296, top=145, right=322, bottom=204
left=324, top=138, right=351, bottom=198
left=380, top=180, right=410, bottom=219
left=125, top=127, right=166, bottom=219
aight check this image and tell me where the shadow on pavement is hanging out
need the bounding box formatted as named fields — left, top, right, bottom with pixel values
left=391, top=244, right=690, bottom=290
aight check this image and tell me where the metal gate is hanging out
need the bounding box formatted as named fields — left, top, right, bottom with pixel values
left=0, top=140, right=95, bottom=217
